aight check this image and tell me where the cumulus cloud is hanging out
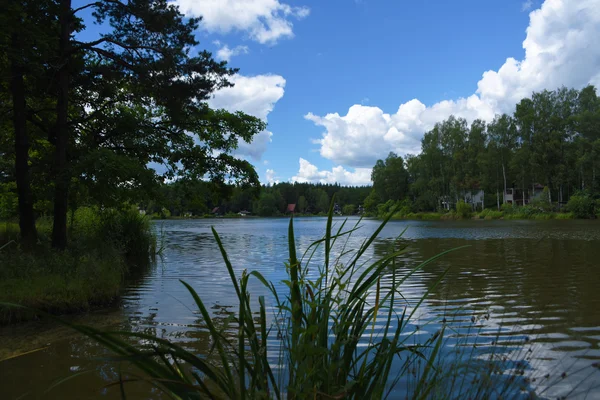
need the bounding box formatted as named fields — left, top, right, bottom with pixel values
left=209, top=74, right=286, bottom=160
left=174, top=0, right=309, bottom=44
left=291, top=158, right=372, bottom=186
left=265, top=168, right=279, bottom=184
left=306, top=0, right=600, bottom=168
left=216, top=44, right=249, bottom=61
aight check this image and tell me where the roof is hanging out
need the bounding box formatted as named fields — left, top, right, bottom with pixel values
left=211, top=207, right=219, bottom=213
left=286, top=204, right=296, bottom=212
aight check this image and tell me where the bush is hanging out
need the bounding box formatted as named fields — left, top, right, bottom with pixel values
left=342, top=204, right=355, bottom=215
left=478, top=209, right=503, bottom=220
left=456, top=200, right=472, bottom=219
left=0, top=207, right=157, bottom=324
left=567, top=193, right=596, bottom=219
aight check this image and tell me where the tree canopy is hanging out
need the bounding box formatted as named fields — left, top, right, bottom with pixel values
left=1, top=0, right=264, bottom=248
left=371, top=86, right=600, bottom=213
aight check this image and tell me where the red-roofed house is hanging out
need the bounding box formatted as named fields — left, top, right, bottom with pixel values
left=286, top=204, right=296, bottom=214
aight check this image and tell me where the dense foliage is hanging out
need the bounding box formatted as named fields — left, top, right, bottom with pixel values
left=1, top=0, right=263, bottom=248
left=141, top=180, right=371, bottom=217
left=370, top=86, right=600, bottom=218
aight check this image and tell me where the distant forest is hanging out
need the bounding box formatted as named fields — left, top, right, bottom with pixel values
left=368, top=86, right=600, bottom=213
left=144, top=85, right=600, bottom=218
left=143, top=181, right=371, bottom=217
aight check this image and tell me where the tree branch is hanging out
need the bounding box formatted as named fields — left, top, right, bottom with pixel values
left=70, top=2, right=102, bottom=15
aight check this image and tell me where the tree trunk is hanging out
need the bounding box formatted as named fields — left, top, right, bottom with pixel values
left=502, top=163, right=507, bottom=204
left=496, top=190, right=500, bottom=210
left=10, top=33, right=37, bottom=247
left=51, top=0, right=72, bottom=250
left=522, top=178, right=526, bottom=206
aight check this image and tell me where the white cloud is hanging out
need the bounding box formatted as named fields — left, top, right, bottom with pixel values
left=216, top=44, right=249, bottom=61
left=306, top=0, right=600, bottom=168
left=209, top=74, right=286, bottom=160
left=522, top=0, right=534, bottom=11
left=174, top=0, right=309, bottom=44
left=265, top=168, right=279, bottom=184
left=291, top=158, right=372, bottom=186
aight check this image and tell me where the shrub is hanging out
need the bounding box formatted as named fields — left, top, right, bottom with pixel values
left=478, top=209, right=503, bottom=220
left=0, top=207, right=157, bottom=323
left=567, top=193, right=596, bottom=219
left=554, top=212, right=574, bottom=220
left=342, top=204, right=355, bottom=215
left=456, top=200, right=472, bottom=219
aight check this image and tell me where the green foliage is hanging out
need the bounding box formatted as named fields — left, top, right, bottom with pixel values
left=0, top=246, right=124, bottom=324
left=0, top=183, right=18, bottom=220
left=456, top=200, right=472, bottom=219
left=363, top=189, right=381, bottom=213
left=567, top=192, right=597, bottom=219
left=371, top=152, right=409, bottom=202
left=371, top=86, right=600, bottom=218
left=376, top=199, right=396, bottom=216
left=342, top=204, right=355, bottom=215
left=297, top=195, right=308, bottom=213
left=478, top=209, right=503, bottom=220
left=254, top=191, right=284, bottom=216
left=0, top=208, right=157, bottom=323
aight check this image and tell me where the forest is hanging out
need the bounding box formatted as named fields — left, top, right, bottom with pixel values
left=366, top=85, right=600, bottom=219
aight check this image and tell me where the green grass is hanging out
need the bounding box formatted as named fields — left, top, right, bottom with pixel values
left=0, top=207, right=157, bottom=324
left=476, top=209, right=503, bottom=220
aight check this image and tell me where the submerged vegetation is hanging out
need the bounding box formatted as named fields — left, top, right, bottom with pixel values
left=0, top=207, right=156, bottom=324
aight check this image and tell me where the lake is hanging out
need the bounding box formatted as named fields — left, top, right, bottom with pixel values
left=2, top=217, right=600, bottom=399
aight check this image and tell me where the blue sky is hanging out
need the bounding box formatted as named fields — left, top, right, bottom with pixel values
left=76, top=0, right=600, bottom=185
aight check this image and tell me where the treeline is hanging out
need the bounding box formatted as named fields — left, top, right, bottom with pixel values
left=143, top=180, right=371, bottom=217
left=367, top=86, right=600, bottom=218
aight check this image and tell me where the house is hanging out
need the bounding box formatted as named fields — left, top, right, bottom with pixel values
left=504, top=184, right=545, bottom=205
left=462, top=189, right=485, bottom=210
left=333, top=203, right=342, bottom=215
left=441, top=189, right=485, bottom=211
left=286, top=204, right=296, bottom=214
left=211, top=207, right=221, bottom=215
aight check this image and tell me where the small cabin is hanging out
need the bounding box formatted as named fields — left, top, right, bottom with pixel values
left=286, top=204, right=296, bottom=214
left=504, top=184, right=545, bottom=205
left=441, top=189, right=485, bottom=211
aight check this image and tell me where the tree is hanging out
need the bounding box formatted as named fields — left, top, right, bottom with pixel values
left=371, top=152, right=409, bottom=202
left=363, top=190, right=380, bottom=213
left=3, top=0, right=265, bottom=249
left=315, top=190, right=329, bottom=213
left=342, top=204, right=355, bottom=215
left=297, top=195, right=308, bottom=213
left=0, top=0, right=58, bottom=246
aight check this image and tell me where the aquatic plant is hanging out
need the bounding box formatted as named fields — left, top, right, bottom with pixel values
left=19, top=204, right=473, bottom=399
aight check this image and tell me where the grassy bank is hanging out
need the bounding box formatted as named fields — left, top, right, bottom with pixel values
left=0, top=207, right=157, bottom=324
left=386, top=208, right=578, bottom=221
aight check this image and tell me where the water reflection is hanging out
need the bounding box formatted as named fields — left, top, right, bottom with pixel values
left=1, top=218, right=600, bottom=399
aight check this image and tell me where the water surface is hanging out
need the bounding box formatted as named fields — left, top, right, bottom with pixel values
left=2, top=218, right=600, bottom=399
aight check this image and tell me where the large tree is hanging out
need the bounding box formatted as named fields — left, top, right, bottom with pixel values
left=3, top=0, right=265, bottom=249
